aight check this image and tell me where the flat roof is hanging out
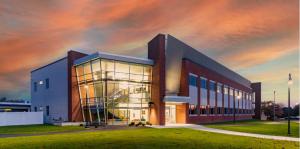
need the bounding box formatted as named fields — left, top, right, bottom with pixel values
left=31, top=57, right=67, bottom=73
left=0, top=102, right=31, bottom=106
left=166, top=34, right=251, bottom=88
left=74, top=51, right=154, bottom=66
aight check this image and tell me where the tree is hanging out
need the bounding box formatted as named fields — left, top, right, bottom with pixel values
left=261, top=101, right=283, bottom=120
left=292, top=104, right=299, bottom=116
left=0, top=97, right=6, bottom=102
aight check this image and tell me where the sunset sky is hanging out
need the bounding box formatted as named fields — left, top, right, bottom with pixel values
left=0, top=0, right=298, bottom=106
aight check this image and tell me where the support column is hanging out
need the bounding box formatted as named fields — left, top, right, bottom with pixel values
left=148, top=34, right=166, bottom=125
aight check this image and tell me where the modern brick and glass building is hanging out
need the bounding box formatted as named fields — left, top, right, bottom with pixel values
left=31, top=34, right=261, bottom=125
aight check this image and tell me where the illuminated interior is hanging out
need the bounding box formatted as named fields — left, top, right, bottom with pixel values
left=75, top=59, right=152, bottom=125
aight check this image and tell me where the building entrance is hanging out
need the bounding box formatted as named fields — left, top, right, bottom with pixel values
left=165, top=104, right=176, bottom=124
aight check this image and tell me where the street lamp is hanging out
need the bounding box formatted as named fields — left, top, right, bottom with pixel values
left=84, top=85, right=89, bottom=128
left=273, top=90, right=276, bottom=121
left=288, top=73, right=292, bottom=136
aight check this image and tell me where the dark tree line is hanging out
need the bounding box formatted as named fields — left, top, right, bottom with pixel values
left=261, top=101, right=299, bottom=120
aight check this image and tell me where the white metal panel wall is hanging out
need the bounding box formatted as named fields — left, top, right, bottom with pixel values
left=0, top=112, right=43, bottom=126
left=31, top=58, right=69, bottom=123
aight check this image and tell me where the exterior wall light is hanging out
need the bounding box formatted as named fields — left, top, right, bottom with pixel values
left=148, top=101, right=154, bottom=108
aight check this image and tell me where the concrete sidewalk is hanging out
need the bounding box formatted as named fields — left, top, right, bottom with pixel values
left=149, top=124, right=300, bottom=142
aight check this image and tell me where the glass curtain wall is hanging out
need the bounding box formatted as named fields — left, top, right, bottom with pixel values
left=209, top=81, right=216, bottom=115
left=235, top=90, right=239, bottom=114
left=189, top=74, right=198, bottom=115
left=200, top=77, right=207, bottom=115
left=224, top=86, right=229, bottom=114
left=216, top=83, right=222, bottom=114
left=229, top=88, right=234, bottom=114
left=76, top=59, right=152, bottom=125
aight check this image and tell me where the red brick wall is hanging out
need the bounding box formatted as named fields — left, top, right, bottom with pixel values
left=188, top=115, right=253, bottom=124
left=179, top=59, right=253, bottom=123
left=67, top=51, right=87, bottom=122
left=251, top=82, right=261, bottom=119
left=148, top=34, right=166, bottom=125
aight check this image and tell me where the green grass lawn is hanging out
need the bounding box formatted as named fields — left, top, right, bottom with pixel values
left=0, top=124, right=84, bottom=134
left=205, top=120, right=300, bottom=138
left=0, top=128, right=298, bottom=149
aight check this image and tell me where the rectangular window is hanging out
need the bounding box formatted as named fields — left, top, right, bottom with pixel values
left=189, top=104, right=197, bottom=115
left=76, top=65, right=84, bottom=83
left=34, top=106, right=37, bottom=112
left=46, top=106, right=49, bottom=116
left=34, top=82, right=37, bottom=92
left=209, top=80, right=216, bottom=109
left=45, top=78, right=49, bottom=89
left=229, top=88, right=233, bottom=96
left=209, top=81, right=215, bottom=91
left=210, top=108, right=214, bottom=115
left=200, top=78, right=207, bottom=89
left=217, top=107, right=221, bottom=114
left=189, top=75, right=197, bottom=86
left=200, top=106, right=207, bottom=115
left=217, top=84, right=222, bottom=93
left=224, top=86, right=228, bottom=94
left=84, top=63, right=92, bottom=81
left=217, top=83, right=222, bottom=107
left=92, top=60, right=101, bottom=80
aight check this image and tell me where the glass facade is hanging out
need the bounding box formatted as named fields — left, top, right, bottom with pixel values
left=189, top=74, right=198, bottom=115
left=75, top=59, right=152, bottom=125
left=200, top=77, right=207, bottom=115
left=209, top=80, right=216, bottom=114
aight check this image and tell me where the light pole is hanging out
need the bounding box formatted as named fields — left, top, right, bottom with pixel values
left=288, top=73, right=292, bottom=136
left=84, top=85, right=89, bottom=128
left=273, top=90, right=276, bottom=121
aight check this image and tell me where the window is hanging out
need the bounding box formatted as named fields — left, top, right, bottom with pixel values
left=229, top=88, right=233, bottom=96
left=209, top=81, right=216, bottom=109
left=217, top=84, right=222, bottom=93
left=189, top=75, right=197, bottom=86
left=209, top=81, right=215, bottom=91
left=189, top=104, right=197, bottom=115
left=200, top=78, right=207, bottom=89
left=45, top=78, right=49, bottom=89
left=217, top=83, right=222, bottom=108
left=46, top=106, right=49, bottom=116
left=76, top=65, right=84, bottom=82
left=34, top=82, right=37, bottom=92
left=210, top=108, right=214, bottom=115
left=84, top=63, right=92, bottom=81
left=224, top=86, right=228, bottom=94
left=217, top=107, right=221, bottom=114
left=34, top=106, right=37, bottom=112
left=200, top=106, right=207, bottom=115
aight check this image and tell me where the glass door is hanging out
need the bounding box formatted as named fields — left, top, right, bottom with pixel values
left=165, top=105, right=176, bottom=124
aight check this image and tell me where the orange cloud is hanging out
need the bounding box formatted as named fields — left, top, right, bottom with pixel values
left=0, top=0, right=298, bottom=102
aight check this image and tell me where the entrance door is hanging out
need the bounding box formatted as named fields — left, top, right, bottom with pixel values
left=165, top=105, right=176, bottom=124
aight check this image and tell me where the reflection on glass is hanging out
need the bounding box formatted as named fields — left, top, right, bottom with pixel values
left=75, top=58, right=152, bottom=125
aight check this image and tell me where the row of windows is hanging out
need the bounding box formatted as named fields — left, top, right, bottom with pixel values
left=188, top=74, right=254, bottom=115
left=189, top=107, right=254, bottom=115
left=189, top=74, right=252, bottom=98
left=33, top=78, right=50, bottom=92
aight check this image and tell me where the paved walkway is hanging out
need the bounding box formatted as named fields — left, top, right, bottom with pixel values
left=150, top=124, right=300, bottom=142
